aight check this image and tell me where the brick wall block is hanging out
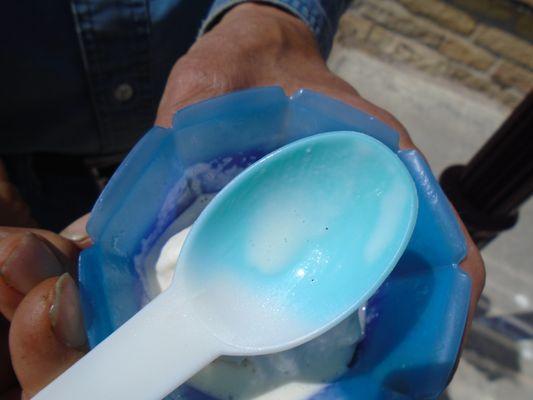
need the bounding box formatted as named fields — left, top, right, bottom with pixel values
left=452, top=0, right=516, bottom=23
left=337, top=12, right=375, bottom=47
left=492, top=61, right=533, bottom=92
left=475, top=25, right=533, bottom=69
left=359, top=2, right=445, bottom=47
left=366, top=25, right=398, bottom=54
left=439, top=37, right=496, bottom=70
left=398, top=0, right=476, bottom=34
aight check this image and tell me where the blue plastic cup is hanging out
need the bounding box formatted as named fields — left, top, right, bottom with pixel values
left=80, top=87, right=471, bottom=400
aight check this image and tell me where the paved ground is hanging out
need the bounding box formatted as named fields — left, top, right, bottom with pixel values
left=328, top=44, right=533, bottom=399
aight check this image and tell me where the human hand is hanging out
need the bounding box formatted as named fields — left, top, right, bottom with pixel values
left=2, top=3, right=485, bottom=397
left=157, top=2, right=485, bottom=330
left=0, top=216, right=90, bottom=399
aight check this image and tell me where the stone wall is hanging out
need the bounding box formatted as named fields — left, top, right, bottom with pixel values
left=335, top=0, right=533, bottom=108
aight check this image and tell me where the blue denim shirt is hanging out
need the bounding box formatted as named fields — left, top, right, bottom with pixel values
left=0, top=0, right=349, bottom=156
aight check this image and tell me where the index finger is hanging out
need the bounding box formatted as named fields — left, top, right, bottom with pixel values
left=0, top=227, right=90, bottom=262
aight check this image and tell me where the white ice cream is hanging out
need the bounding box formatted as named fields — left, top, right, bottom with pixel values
left=144, top=195, right=364, bottom=400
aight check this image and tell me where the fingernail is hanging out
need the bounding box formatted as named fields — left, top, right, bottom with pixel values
left=60, top=214, right=90, bottom=242
left=0, top=233, right=64, bottom=294
left=49, top=273, right=87, bottom=349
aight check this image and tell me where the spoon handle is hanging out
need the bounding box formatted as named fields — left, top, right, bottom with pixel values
left=33, top=290, right=221, bottom=400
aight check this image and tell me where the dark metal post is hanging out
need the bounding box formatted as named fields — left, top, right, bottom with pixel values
left=440, top=91, right=533, bottom=248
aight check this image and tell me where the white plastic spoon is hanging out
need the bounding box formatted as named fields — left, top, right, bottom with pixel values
left=34, top=131, right=417, bottom=400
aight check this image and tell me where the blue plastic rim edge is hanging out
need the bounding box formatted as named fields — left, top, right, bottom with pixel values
left=79, top=87, right=471, bottom=400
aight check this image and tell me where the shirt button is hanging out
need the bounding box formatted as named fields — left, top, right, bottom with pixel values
left=114, top=83, right=134, bottom=102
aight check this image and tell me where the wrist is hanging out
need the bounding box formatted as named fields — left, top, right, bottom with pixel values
left=208, top=2, right=322, bottom=62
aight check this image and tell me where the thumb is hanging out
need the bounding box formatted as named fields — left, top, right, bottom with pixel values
left=10, top=274, right=87, bottom=398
